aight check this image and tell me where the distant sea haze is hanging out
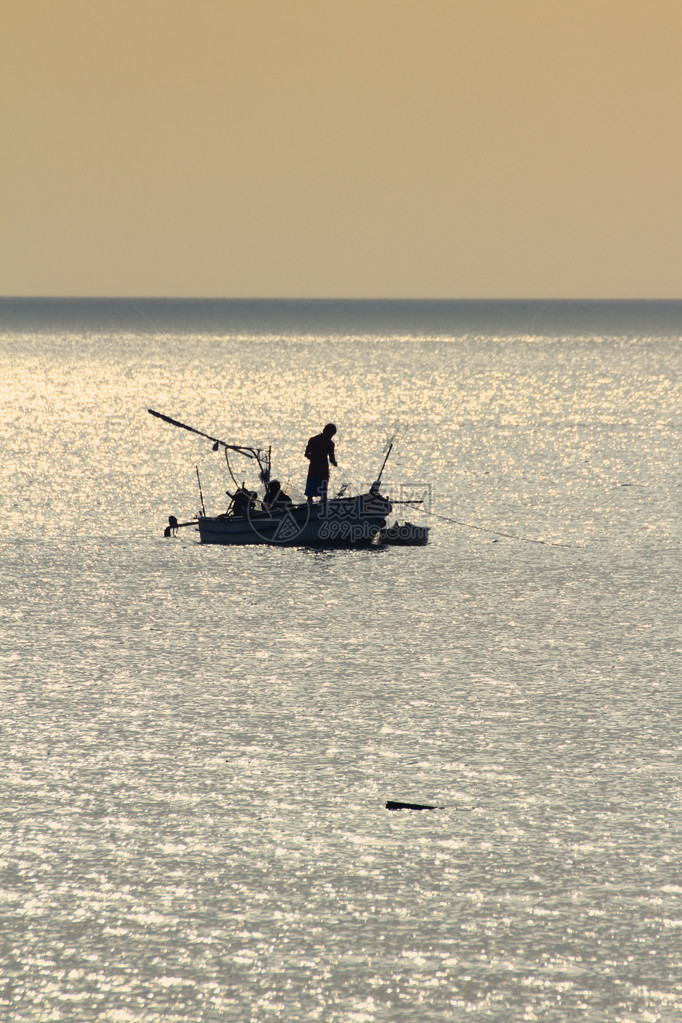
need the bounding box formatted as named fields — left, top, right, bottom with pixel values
left=2, top=296, right=682, bottom=339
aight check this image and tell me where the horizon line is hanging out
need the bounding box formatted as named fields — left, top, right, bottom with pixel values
left=2, top=295, right=682, bottom=303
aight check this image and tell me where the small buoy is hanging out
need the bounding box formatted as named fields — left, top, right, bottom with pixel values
left=386, top=800, right=440, bottom=811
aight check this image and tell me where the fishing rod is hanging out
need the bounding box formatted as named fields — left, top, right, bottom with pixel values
left=195, top=465, right=206, bottom=516
left=372, top=421, right=408, bottom=490
left=148, top=408, right=271, bottom=481
left=372, top=441, right=393, bottom=490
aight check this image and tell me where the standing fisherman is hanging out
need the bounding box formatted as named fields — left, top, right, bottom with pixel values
left=304, top=423, right=337, bottom=504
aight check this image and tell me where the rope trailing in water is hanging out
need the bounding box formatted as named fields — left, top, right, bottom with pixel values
left=423, top=509, right=584, bottom=549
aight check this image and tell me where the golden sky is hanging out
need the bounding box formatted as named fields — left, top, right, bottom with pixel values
left=3, top=0, right=681, bottom=297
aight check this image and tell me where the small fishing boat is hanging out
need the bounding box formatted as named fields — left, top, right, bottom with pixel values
left=378, top=521, right=430, bottom=546
left=149, top=409, right=416, bottom=548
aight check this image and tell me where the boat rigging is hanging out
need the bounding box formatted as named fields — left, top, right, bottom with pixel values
left=147, top=408, right=271, bottom=483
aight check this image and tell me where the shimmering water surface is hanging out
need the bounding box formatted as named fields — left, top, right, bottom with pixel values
left=1, top=300, right=680, bottom=1022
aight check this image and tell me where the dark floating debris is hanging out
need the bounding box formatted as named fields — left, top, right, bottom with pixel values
left=386, top=800, right=441, bottom=811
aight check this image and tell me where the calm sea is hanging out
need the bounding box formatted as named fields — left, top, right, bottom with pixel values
left=1, top=299, right=680, bottom=1022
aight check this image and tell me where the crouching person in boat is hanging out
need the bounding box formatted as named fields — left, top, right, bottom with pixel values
left=262, top=479, right=293, bottom=512
left=304, top=423, right=337, bottom=504
left=227, top=487, right=258, bottom=517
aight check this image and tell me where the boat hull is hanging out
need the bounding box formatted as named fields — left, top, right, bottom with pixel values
left=197, top=492, right=392, bottom=547
left=378, top=521, right=430, bottom=546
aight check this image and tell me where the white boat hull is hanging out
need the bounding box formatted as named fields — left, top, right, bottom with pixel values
left=197, top=492, right=392, bottom=547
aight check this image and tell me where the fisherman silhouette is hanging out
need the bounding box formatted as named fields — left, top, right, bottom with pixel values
left=230, top=488, right=257, bottom=517
left=304, top=424, right=337, bottom=504
left=262, top=479, right=293, bottom=511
